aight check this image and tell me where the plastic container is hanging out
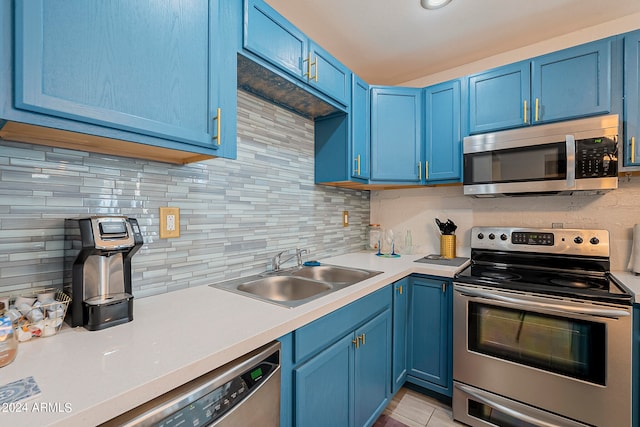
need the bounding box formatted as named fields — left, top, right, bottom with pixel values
left=367, top=224, right=382, bottom=251
left=0, top=302, right=18, bottom=368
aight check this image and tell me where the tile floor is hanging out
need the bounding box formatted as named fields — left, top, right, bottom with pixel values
left=374, top=387, right=466, bottom=427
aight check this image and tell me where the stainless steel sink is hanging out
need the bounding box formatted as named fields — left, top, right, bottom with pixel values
left=291, top=265, right=378, bottom=284
left=237, top=276, right=332, bottom=302
left=210, top=264, right=382, bottom=308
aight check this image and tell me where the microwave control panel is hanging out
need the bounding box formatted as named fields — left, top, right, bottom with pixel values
left=575, top=136, right=617, bottom=178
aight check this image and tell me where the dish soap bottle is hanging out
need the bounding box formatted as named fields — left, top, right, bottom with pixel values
left=404, top=230, right=413, bottom=255
left=0, top=301, right=18, bottom=368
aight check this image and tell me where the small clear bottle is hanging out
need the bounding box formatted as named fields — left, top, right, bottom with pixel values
left=404, top=230, right=413, bottom=255
left=367, top=224, right=382, bottom=252
left=0, top=302, right=18, bottom=368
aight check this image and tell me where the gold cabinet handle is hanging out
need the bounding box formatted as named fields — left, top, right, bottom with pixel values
left=303, top=54, right=311, bottom=79
left=535, top=98, right=539, bottom=122
left=632, top=136, right=636, bottom=164
left=523, top=100, right=528, bottom=124
left=352, top=338, right=359, bottom=349
left=359, top=333, right=366, bottom=345
left=354, top=154, right=361, bottom=175
left=418, top=161, right=422, bottom=180
left=304, top=55, right=318, bottom=82
left=397, top=284, right=403, bottom=295
left=212, top=108, right=221, bottom=145
left=425, top=160, right=429, bottom=180
left=311, top=56, right=318, bottom=82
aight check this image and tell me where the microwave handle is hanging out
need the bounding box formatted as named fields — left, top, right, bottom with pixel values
left=566, top=135, right=576, bottom=188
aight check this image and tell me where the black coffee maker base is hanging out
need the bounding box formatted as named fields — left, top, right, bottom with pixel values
left=83, top=296, right=133, bottom=331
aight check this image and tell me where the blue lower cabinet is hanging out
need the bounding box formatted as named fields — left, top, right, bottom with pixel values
left=407, top=275, right=453, bottom=397
left=280, top=286, right=392, bottom=427
left=354, top=310, right=392, bottom=427
left=294, top=333, right=353, bottom=427
left=391, top=278, right=409, bottom=394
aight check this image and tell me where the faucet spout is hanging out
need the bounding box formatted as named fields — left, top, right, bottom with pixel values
left=271, top=248, right=309, bottom=271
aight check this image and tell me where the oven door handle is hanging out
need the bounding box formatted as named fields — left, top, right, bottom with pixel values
left=455, top=383, right=566, bottom=427
left=456, top=287, right=630, bottom=319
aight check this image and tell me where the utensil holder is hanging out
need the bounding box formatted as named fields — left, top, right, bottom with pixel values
left=440, top=235, right=456, bottom=259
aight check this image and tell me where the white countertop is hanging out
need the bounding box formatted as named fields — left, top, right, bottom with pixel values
left=612, top=270, right=640, bottom=304
left=1, top=252, right=467, bottom=427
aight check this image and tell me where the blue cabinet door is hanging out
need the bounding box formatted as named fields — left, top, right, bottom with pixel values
left=424, top=80, right=462, bottom=183
left=625, top=31, right=640, bottom=166
left=407, top=276, right=452, bottom=396
left=294, top=333, right=354, bottom=427
left=14, top=0, right=232, bottom=152
left=468, top=61, right=530, bottom=134
left=370, top=87, right=422, bottom=182
left=354, top=309, right=392, bottom=427
left=243, top=0, right=307, bottom=79
left=392, top=278, right=409, bottom=394
left=309, top=41, right=352, bottom=106
left=532, top=39, right=611, bottom=123
left=352, top=75, right=370, bottom=180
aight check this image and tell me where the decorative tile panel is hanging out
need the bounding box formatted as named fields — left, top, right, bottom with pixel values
left=0, top=91, right=369, bottom=298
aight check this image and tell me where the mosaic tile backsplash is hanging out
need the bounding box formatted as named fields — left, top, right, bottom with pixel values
left=0, top=91, right=370, bottom=298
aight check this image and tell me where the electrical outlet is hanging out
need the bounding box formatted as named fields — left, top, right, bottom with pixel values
left=160, top=207, right=180, bottom=238
left=343, top=210, right=349, bottom=227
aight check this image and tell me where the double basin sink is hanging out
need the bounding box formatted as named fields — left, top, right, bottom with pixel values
left=210, top=265, right=382, bottom=308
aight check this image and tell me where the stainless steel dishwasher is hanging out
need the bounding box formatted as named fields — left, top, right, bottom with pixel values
left=101, top=341, right=281, bottom=427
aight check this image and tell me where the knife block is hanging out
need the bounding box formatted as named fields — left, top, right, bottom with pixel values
left=440, top=235, right=456, bottom=259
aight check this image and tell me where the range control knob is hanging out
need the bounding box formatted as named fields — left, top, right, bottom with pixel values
left=500, top=234, right=508, bottom=241
left=488, top=233, right=495, bottom=240
left=574, top=236, right=583, bottom=244
left=477, top=233, right=484, bottom=240
left=590, top=237, right=600, bottom=245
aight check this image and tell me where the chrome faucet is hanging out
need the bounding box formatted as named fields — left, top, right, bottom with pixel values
left=271, top=248, right=308, bottom=271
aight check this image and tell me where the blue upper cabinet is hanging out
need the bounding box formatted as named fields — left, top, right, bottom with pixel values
left=423, top=80, right=462, bottom=183
left=244, top=0, right=351, bottom=107
left=625, top=30, right=640, bottom=166
left=370, top=86, right=423, bottom=183
left=351, top=75, right=371, bottom=180
left=308, top=41, right=352, bottom=106
left=468, top=39, right=612, bottom=134
left=532, top=39, right=611, bottom=123
left=243, top=0, right=307, bottom=78
left=8, top=0, right=236, bottom=160
left=468, top=61, right=530, bottom=134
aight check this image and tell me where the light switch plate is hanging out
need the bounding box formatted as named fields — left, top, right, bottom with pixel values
left=160, top=207, right=180, bottom=238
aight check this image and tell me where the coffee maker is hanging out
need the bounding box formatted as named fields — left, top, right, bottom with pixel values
left=64, top=216, right=143, bottom=330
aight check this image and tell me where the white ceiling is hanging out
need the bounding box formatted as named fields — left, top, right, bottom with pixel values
left=265, top=0, right=640, bottom=85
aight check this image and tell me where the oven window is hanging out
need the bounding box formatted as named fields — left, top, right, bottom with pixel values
left=464, top=142, right=566, bottom=184
left=468, top=302, right=605, bottom=385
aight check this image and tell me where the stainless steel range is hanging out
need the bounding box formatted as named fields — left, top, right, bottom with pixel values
left=452, top=227, right=633, bottom=427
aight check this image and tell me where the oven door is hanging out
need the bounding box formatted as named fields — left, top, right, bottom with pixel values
left=453, top=283, right=632, bottom=427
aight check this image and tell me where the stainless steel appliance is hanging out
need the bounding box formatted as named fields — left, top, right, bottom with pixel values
left=463, top=115, right=619, bottom=197
left=100, top=341, right=281, bottom=427
left=64, top=216, right=143, bottom=330
left=453, top=227, right=633, bottom=427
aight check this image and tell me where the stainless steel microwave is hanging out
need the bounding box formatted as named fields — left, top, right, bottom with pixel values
left=463, top=115, right=619, bottom=197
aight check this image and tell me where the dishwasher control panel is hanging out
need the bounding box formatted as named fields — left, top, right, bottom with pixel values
left=156, top=364, right=272, bottom=427
left=100, top=341, right=281, bottom=427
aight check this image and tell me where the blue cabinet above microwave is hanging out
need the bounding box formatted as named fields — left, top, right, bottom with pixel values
left=468, top=39, right=612, bottom=134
